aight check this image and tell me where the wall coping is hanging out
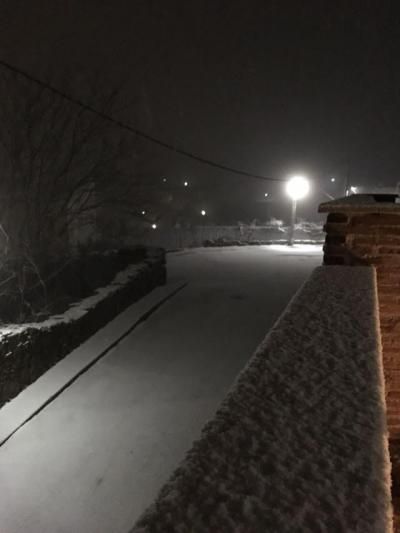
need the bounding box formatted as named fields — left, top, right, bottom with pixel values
left=131, top=266, right=392, bottom=533
left=319, top=193, right=400, bottom=214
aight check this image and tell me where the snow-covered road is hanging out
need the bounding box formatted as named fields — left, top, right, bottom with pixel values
left=0, top=245, right=322, bottom=533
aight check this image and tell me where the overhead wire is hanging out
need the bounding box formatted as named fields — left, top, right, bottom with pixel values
left=0, top=58, right=283, bottom=183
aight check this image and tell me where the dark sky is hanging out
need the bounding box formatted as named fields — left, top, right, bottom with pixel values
left=1, top=1, right=400, bottom=221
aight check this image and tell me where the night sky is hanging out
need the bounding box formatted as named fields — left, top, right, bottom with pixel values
left=1, top=1, right=400, bottom=222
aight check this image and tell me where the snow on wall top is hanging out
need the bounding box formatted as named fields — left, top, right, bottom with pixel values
left=0, top=252, right=162, bottom=341
left=319, top=193, right=400, bottom=213
left=131, top=266, right=392, bottom=533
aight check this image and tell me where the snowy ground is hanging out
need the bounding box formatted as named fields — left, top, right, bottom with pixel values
left=0, top=245, right=322, bottom=533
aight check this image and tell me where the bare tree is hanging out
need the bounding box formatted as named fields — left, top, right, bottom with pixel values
left=0, top=68, right=151, bottom=264
left=0, top=68, right=158, bottom=319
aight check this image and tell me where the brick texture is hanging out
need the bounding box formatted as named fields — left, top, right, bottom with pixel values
left=322, top=206, right=400, bottom=531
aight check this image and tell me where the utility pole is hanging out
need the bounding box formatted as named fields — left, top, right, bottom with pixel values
left=288, top=199, right=296, bottom=246
left=344, top=159, right=351, bottom=196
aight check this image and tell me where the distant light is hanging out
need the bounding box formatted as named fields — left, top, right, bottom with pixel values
left=141, top=210, right=146, bottom=215
left=350, top=186, right=358, bottom=194
left=184, top=181, right=189, bottom=187
left=285, top=175, right=310, bottom=201
left=264, top=192, right=269, bottom=197
left=201, top=210, right=206, bottom=216
left=162, top=177, right=167, bottom=183
left=152, top=223, right=157, bottom=229
left=331, top=177, right=335, bottom=182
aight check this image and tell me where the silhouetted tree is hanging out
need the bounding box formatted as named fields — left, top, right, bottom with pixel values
left=0, top=68, right=156, bottom=318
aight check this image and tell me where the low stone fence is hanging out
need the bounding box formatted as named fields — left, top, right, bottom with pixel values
left=131, top=266, right=392, bottom=533
left=0, top=248, right=166, bottom=407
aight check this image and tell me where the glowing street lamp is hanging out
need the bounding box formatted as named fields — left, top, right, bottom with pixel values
left=152, top=223, right=157, bottom=229
left=201, top=209, right=206, bottom=216
left=285, top=175, right=310, bottom=246
left=141, top=210, right=146, bottom=215
left=184, top=181, right=189, bottom=187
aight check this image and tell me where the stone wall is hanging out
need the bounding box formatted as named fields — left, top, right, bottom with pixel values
left=0, top=248, right=166, bottom=407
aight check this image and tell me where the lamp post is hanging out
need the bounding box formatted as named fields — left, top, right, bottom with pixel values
left=285, top=175, right=310, bottom=246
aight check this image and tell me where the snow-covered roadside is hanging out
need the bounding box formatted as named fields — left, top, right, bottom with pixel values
left=0, top=281, right=185, bottom=446
left=0, top=263, right=147, bottom=340
left=0, top=249, right=166, bottom=406
left=0, top=249, right=164, bottom=338
left=131, top=266, right=392, bottom=533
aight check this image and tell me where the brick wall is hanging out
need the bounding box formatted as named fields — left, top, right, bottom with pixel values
left=320, top=194, right=400, bottom=531
left=322, top=208, right=400, bottom=432
left=130, top=266, right=391, bottom=533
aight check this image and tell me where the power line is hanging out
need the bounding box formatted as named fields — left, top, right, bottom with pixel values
left=0, top=58, right=283, bottom=183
